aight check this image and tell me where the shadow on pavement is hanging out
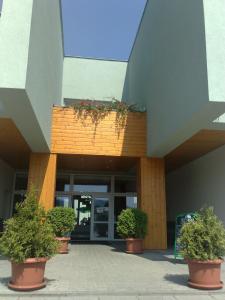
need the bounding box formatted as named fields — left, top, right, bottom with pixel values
left=164, top=274, right=189, bottom=287
left=0, top=276, right=10, bottom=287
left=109, top=242, right=186, bottom=265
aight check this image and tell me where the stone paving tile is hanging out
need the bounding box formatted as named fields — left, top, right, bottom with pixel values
left=99, top=296, right=137, bottom=300
left=138, top=296, right=177, bottom=300
left=0, top=244, right=225, bottom=299
left=59, top=296, right=99, bottom=300
left=211, top=295, right=225, bottom=300
left=174, top=295, right=213, bottom=300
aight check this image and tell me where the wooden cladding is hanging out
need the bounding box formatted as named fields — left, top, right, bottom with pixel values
left=28, top=153, right=57, bottom=210
left=138, top=157, right=167, bottom=249
left=51, top=107, right=146, bottom=157
left=0, top=118, right=30, bottom=168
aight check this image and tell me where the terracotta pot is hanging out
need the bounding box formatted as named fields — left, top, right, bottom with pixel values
left=56, top=237, right=70, bottom=254
left=126, top=238, right=143, bottom=254
left=8, top=258, right=48, bottom=291
left=187, top=259, right=223, bottom=289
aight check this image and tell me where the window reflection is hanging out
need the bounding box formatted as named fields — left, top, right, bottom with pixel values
left=55, top=196, right=69, bottom=207
left=94, top=223, right=108, bottom=238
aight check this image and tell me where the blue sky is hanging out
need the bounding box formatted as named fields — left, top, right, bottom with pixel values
left=61, top=0, right=146, bottom=61
left=0, top=0, right=146, bottom=61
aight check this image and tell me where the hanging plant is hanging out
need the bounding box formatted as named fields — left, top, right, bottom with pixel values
left=69, top=98, right=145, bottom=132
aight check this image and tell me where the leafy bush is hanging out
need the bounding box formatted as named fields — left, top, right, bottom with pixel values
left=47, top=207, right=76, bottom=237
left=117, top=208, right=148, bottom=239
left=0, top=188, right=58, bottom=263
left=178, top=207, right=225, bottom=260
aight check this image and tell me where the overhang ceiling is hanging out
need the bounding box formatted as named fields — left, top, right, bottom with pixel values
left=166, top=129, right=225, bottom=172
left=0, top=118, right=31, bottom=169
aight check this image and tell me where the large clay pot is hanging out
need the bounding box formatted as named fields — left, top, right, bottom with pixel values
left=126, top=238, right=143, bottom=254
left=8, top=258, right=48, bottom=291
left=56, top=237, right=70, bottom=254
left=187, top=259, right=223, bottom=289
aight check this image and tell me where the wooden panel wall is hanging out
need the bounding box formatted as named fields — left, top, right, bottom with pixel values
left=51, top=107, right=146, bottom=157
left=28, top=153, right=57, bottom=210
left=138, top=157, right=167, bottom=249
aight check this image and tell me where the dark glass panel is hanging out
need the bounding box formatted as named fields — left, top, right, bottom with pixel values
left=94, top=223, right=108, bottom=238
left=115, top=176, right=136, bottom=193
left=15, top=174, right=28, bottom=190
left=56, top=175, right=70, bottom=192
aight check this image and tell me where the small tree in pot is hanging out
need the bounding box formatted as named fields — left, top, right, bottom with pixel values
left=47, top=207, right=76, bottom=254
left=178, top=207, right=225, bottom=290
left=0, top=189, right=58, bottom=291
left=117, top=208, right=148, bottom=254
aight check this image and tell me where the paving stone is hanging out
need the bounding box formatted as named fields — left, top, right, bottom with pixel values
left=59, top=296, right=99, bottom=300
left=174, top=295, right=213, bottom=300
left=0, top=244, right=224, bottom=297
left=99, top=296, right=137, bottom=300
left=138, top=296, right=175, bottom=300
left=211, top=294, right=225, bottom=300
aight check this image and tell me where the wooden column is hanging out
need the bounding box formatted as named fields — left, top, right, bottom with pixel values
left=138, top=157, right=167, bottom=249
left=28, top=153, right=57, bottom=210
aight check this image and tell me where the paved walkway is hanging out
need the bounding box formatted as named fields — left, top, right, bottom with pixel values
left=0, top=243, right=225, bottom=299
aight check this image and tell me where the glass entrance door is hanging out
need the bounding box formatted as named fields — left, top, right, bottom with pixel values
left=91, top=196, right=112, bottom=240
left=71, top=195, right=92, bottom=241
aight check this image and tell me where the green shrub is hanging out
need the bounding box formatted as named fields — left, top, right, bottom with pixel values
left=178, top=207, right=225, bottom=260
left=47, top=207, right=76, bottom=237
left=117, top=208, right=148, bottom=239
left=0, top=188, right=58, bottom=263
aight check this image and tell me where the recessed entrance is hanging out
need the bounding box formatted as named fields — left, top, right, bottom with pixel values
left=55, top=173, right=137, bottom=241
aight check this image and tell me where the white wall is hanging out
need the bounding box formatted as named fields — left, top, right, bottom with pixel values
left=0, top=159, right=14, bottom=219
left=166, top=144, right=225, bottom=224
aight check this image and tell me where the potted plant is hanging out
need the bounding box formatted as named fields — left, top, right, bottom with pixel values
left=47, top=207, right=76, bottom=254
left=178, top=207, right=225, bottom=290
left=0, top=188, right=58, bottom=291
left=117, top=208, right=147, bottom=254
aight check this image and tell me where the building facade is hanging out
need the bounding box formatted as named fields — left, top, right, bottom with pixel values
left=0, top=0, right=225, bottom=249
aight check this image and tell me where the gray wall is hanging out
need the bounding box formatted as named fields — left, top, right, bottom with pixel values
left=123, top=0, right=225, bottom=157
left=0, top=0, right=63, bottom=151
left=0, top=159, right=14, bottom=219
left=63, top=57, right=127, bottom=101
left=166, top=144, right=225, bottom=224
left=26, top=0, right=64, bottom=147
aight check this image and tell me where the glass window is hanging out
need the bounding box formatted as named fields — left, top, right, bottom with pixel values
left=55, top=196, right=70, bottom=207
left=73, top=177, right=111, bottom=192
left=56, top=175, right=70, bottom=192
left=15, top=174, right=28, bottom=190
left=94, top=223, right=108, bottom=238
left=115, top=176, right=136, bottom=193
left=126, top=196, right=137, bottom=208
left=94, top=198, right=109, bottom=222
